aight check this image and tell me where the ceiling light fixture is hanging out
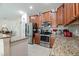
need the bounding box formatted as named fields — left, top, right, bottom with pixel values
left=29, top=6, right=33, bottom=10
left=18, top=10, right=25, bottom=15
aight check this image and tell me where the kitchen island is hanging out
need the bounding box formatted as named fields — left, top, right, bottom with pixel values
left=50, top=35, right=79, bottom=56
left=0, top=34, right=11, bottom=56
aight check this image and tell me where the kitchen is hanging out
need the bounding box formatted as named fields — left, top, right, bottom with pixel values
left=0, top=3, right=79, bottom=56
left=28, top=3, right=79, bottom=56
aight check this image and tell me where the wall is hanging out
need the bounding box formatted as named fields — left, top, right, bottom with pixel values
left=20, top=13, right=27, bottom=40
left=68, top=20, right=79, bottom=36
left=0, top=15, right=27, bottom=42
left=0, top=18, right=21, bottom=42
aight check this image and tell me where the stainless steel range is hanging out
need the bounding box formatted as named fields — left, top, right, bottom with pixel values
left=40, top=21, right=52, bottom=42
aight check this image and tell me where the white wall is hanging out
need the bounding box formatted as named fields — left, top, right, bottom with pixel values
left=0, top=16, right=27, bottom=42
left=20, top=13, right=28, bottom=39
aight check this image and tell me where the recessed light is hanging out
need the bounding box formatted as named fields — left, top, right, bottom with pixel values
left=18, top=10, right=25, bottom=15
left=29, top=6, right=33, bottom=10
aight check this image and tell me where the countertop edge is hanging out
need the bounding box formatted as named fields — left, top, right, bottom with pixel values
left=0, top=36, right=11, bottom=39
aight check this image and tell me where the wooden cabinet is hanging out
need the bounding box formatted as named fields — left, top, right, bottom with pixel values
left=29, top=15, right=40, bottom=28
left=66, top=4, right=71, bottom=24
left=35, top=15, right=40, bottom=28
left=42, top=11, right=52, bottom=22
left=64, top=3, right=70, bottom=25
left=49, top=36, right=55, bottom=48
left=63, top=3, right=67, bottom=25
left=71, top=3, right=76, bottom=19
left=29, top=16, right=36, bottom=23
left=56, top=4, right=64, bottom=25
left=38, top=15, right=42, bottom=28
left=51, top=12, right=57, bottom=27
left=32, top=33, right=40, bottom=45
left=76, top=3, right=79, bottom=17
left=63, top=3, right=76, bottom=25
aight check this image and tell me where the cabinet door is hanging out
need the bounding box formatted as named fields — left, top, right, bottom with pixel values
left=63, top=4, right=67, bottom=25
left=29, top=16, right=32, bottom=22
left=42, top=11, right=52, bottom=22
left=66, top=3, right=71, bottom=24
left=76, top=3, right=79, bottom=17
left=35, top=15, right=40, bottom=28
left=49, top=36, right=55, bottom=48
left=32, top=33, right=40, bottom=45
left=63, top=3, right=76, bottom=25
left=56, top=8, right=60, bottom=25
left=60, top=6, right=64, bottom=25
left=70, top=3, right=76, bottom=20
left=35, top=33, right=40, bottom=45
left=38, top=15, right=41, bottom=28
left=30, top=15, right=40, bottom=28
left=56, top=4, right=64, bottom=25
left=29, top=16, right=36, bottom=23
left=51, top=12, right=57, bottom=27
left=72, top=3, right=76, bottom=18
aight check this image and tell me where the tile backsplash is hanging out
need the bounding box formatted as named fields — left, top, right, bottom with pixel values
left=67, top=19, right=79, bottom=36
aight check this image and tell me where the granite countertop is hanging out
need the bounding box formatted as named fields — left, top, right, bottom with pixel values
left=0, top=34, right=11, bottom=39
left=50, top=36, right=79, bottom=56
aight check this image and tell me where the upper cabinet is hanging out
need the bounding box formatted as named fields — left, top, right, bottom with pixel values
left=29, top=15, right=36, bottom=23
left=63, top=3, right=67, bottom=25
left=57, top=3, right=79, bottom=26
left=76, top=3, right=79, bottom=17
left=29, top=11, right=53, bottom=28
left=38, top=15, right=42, bottom=28
left=42, top=11, right=52, bottom=22
left=70, top=3, right=76, bottom=19
left=63, top=3, right=76, bottom=25
left=56, top=4, right=64, bottom=25
left=51, top=12, right=57, bottom=27
left=29, top=3, right=79, bottom=27
left=64, top=3, right=71, bottom=25
left=29, top=15, right=40, bottom=28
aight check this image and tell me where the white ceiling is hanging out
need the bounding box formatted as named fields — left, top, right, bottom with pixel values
left=0, top=3, right=62, bottom=20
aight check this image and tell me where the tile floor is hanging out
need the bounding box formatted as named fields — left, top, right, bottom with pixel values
left=11, top=39, right=50, bottom=56
left=11, top=39, right=28, bottom=56
left=28, top=44, right=50, bottom=56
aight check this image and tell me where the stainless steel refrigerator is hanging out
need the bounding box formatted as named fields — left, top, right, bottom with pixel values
left=25, top=22, right=33, bottom=44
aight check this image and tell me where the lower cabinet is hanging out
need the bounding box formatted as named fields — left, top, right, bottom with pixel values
left=32, top=33, right=40, bottom=45
left=56, top=4, right=64, bottom=25
left=32, top=33, right=55, bottom=48
left=49, top=36, right=55, bottom=48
